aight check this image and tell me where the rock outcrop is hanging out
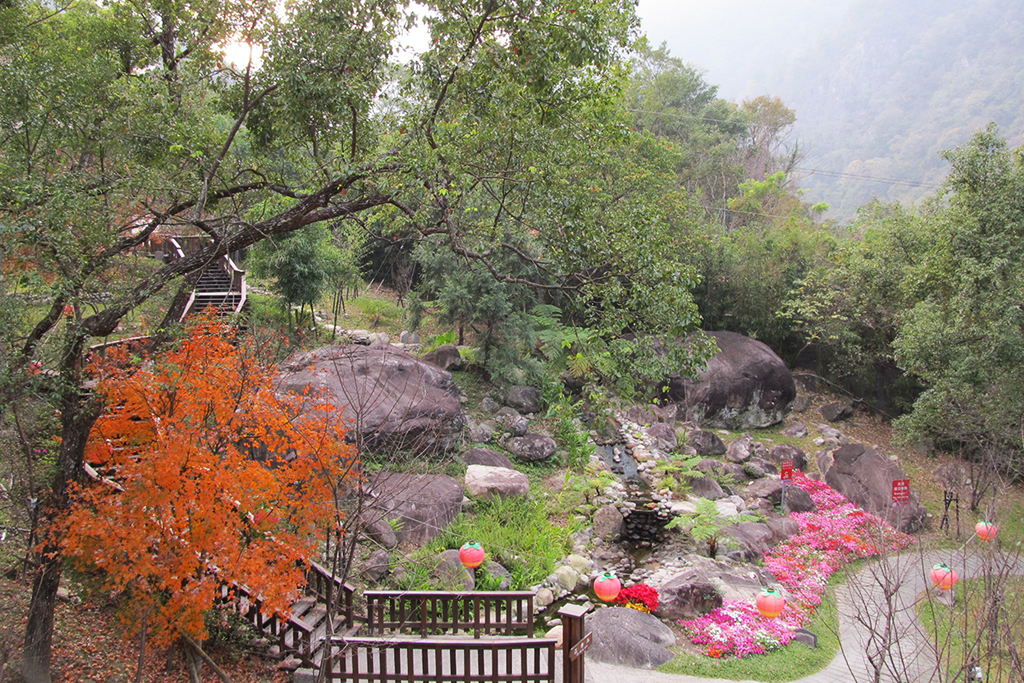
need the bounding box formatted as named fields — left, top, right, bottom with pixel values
left=366, top=472, right=464, bottom=546
left=816, top=443, right=928, bottom=533
left=670, top=331, right=796, bottom=429
left=277, top=344, right=466, bottom=452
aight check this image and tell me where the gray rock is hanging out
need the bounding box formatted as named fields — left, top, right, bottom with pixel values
left=505, top=385, right=542, bottom=415
left=722, top=521, right=776, bottom=560
left=507, top=433, right=557, bottom=462
left=745, top=478, right=785, bottom=505
left=479, top=396, right=502, bottom=414
left=781, top=485, right=816, bottom=514
left=461, top=447, right=514, bottom=469
left=421, top=344, right=463, bottom=371
left=764, top=515, right=801, bottom=544
left=647, top=422, right=678, bottom=452
left=550, top=565, right=580, bottom=592
left=791, top=396, right=812, bottom=413
left=818, top=443, right=928, bottom=533
left=464, top=464, right=530, bottom=500
left=435, top=549, right=475, bottom=590
left=468, top=421, right=496, bottom=444
left=766, top=443, right=808, bottom=471
left=622, top=406, right=662, bottom=426
left=742, top=459, right=770, bottom=479
left=277, top=344, right=466, bottom=452
left=819, top=402, right=853, bottom=422
left=480, top=560, right=512, bottom=590
left=361, top=549, right=390, bottom=582
left=669, top=331, right=797, bottom=429
left=588, top=607, right=676, bottom=669
left=360, top=510, right=398, bottom=549
left=687, top=475, right=725, bottom=500
left=367, top=472, right=464, bottom=546
left=593, top=505, right=625, bottom=541
left=726, top=433, right=754, bottom=463
left=565, top=554, right=594, bottom=576
left=782, top=422, right=808, bottom=438
left=793, top=628, right=818, bottom=648
left=534, top=588, right=554, bottom=608
left=688, top=429, right=726, bottom=456
left=655, top=579, right=723, bottom=620
left=653, top=556, right=778, bottom=604
left=495, top=407, right=529, bottom=437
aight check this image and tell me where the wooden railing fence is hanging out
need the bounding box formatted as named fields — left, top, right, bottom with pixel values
left=363, top=590, right=535, bottom=638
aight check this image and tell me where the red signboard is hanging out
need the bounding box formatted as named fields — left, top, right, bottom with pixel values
left=891, top=479, right=910, bottom=503
left=780, top=461, right=794, bottom=481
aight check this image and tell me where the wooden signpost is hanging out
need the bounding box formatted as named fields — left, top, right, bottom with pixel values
left=569, top=632, right=592, bottom=661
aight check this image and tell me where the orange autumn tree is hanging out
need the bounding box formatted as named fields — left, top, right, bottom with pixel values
left=63, top=318, right=357, bottom=646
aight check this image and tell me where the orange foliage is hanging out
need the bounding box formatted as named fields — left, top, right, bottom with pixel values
left=64, top=318, right=357, bottom=646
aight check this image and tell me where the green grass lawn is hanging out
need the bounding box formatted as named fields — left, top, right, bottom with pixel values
left=917, top=575, right=1024, bottom=683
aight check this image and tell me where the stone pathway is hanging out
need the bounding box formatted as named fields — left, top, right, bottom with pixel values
left=587, top=548, right=1024, bottom=683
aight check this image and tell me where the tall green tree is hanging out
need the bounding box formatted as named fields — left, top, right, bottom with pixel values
left=0, top=0, right=714, bottom=678
left=892, top=126, right=1024, bottom=475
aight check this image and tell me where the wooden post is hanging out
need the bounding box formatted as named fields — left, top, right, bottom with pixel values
left=559, top=603, right=593, bottom=683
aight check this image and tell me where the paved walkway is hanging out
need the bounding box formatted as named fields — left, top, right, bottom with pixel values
left=586, top=548, right=1024, bottom=683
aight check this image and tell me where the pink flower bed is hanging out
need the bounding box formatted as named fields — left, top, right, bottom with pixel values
left=678, top=472, right=915, bottom=658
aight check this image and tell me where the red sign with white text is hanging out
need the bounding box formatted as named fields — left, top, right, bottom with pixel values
left=780, top=461, right=794, bottom=481
left=891, top=479, right=910, bottom=503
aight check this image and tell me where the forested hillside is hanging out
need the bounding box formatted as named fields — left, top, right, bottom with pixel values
left=773, top=0, right=1024, bottom=218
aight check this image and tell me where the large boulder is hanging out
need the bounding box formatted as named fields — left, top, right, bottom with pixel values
left=277, top=344, right=466, bottom=452
left=652, top=556, right=779, bottom=604
left=669, top=331, right=796, bottom=429
left=816, top=444, right=928, bottom=533
left=464, top=465, right=530, bottom=500
left=366, top=472, right=464, bottom=546
left=655, top=579, right=723, bottom=620
left=588, top=607, right=676, bottom=669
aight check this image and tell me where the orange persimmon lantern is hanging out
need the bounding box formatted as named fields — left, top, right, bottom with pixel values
left=756, top=587, right=786, bottom=619
left=458, top=541, right=485, bottom=569
left=930, top=563, right=958, bottom=591
left=593, top=571, right=621, bottom=602
left=975, top=521, right=998, bottom=542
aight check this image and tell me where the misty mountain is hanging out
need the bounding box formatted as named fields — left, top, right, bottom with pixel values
left=769, top=0, right=1024, bottom=219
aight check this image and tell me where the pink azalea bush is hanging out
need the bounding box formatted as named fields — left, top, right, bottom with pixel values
left=678, top=471, right=914, bottom=658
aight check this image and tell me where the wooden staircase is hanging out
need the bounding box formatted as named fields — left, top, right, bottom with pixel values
left=229, top=561, right=359, bottom=672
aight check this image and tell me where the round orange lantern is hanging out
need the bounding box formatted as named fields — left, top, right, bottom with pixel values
left=756, top=587, right=786, bottom=619
left=458, top=541, right=485, bottom=569
left=930, top=563, right=958, bottom=591
left=593, top=571, right=621, bottom=602
left=975, top=521, right=998, bottom=542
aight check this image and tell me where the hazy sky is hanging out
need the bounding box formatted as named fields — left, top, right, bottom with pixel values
left=634, top=0, right=860, bottom=100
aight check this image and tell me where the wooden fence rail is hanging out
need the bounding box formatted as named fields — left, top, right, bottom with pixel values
left=323, top=636, right=558, bottom=683
left=363, top=591, right=535, bottom=638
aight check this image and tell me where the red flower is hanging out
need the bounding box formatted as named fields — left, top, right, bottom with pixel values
left=614, top=584, right=659, bottom=612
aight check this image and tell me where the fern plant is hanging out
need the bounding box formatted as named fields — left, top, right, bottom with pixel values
left=665, top=498, right=757, bottom=559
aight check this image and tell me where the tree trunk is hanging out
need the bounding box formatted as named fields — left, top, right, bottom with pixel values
left=22, top=342, right=100, bottom=683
